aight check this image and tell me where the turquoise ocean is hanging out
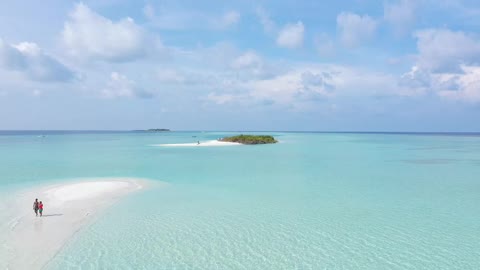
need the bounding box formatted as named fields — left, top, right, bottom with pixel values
left=0, top=131, right=479, bottom=269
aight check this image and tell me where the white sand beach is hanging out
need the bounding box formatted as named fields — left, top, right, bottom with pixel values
left=4, top=178, right=153, bottom=270
left=154, top=140, right=241, bottom=147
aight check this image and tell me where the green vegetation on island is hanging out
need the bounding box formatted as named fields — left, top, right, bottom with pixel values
left=219, top=134, right=278, bottom=145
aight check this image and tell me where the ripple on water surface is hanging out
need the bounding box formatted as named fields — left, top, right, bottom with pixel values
left=46, top=187, right=480, bottom=270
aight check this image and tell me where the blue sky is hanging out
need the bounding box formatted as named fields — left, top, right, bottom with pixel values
left=1, top=0, right=480, bottom=131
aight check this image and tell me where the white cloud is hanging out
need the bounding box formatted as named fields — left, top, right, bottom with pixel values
left=255, top=8, right=304, bottom=50
left=231, top=51, right=262, bottom=69
left=400, top=65, right=480, bottom=102
left=102, top=72, right=152, bottom=98
left=399, top=65, right=431, bottom=89
left=384, top=0, right=416, bottom=36
left=62, top=3, right=154, bottom=62
left=229, top=49, right=286, bottom=80
left=65, top=39, right=417, bottom=108
left=172, top=43, right=282, bottom=81
left=201, top=57, right=426, bottom=110
left=414, top=29, right=480, bottom=73
left=301, top=66, right=414, bottom=99
left=207, top=67, right=337, bottom=108
left=301, top=71, right=334, bottom=90
left=438, top=66, right=480, bottom=102
left=396, top=28, right=480, bottom=102
left=395, top=28, right=480, bottom=103
left=337, top=12, right=377, bottom=47
left=276, top=22, right=305, bottom=49
left=0, top=38, right=74, bottom=82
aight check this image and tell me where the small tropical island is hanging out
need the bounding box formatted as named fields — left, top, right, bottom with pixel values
left=219, top=134, right=278, bottom=145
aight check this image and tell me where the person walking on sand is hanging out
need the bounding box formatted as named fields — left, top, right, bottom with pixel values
left=33, top=198, right=39, bottom=216
left=38, top=201, right=44, bottom=217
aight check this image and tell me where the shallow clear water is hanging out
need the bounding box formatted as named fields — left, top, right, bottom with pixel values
left=1, top=132, right=480, bottom=269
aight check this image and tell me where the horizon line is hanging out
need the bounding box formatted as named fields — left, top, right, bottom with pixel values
left=1, top=129, right=480, bottom=134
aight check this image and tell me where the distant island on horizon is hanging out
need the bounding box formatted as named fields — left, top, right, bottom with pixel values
left=135, top=129, right=171, bottom=132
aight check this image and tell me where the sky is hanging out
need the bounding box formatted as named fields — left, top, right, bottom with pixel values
left=1, top=0, right=480, bottom=131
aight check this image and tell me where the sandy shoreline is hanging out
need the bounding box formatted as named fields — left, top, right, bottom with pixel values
left=153, top=140, right=241, bottom=147
left=3, top=177, right=155, bottom=270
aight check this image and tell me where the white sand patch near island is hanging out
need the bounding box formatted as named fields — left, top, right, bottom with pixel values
left=154, top=140, right=241, bottom=147
left=3, top=177, right=157, bottom=270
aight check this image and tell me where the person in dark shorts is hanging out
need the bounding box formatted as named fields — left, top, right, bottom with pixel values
left=38, top=201, right=44, bottom=217
left=33, top=198, right=39, bottom=216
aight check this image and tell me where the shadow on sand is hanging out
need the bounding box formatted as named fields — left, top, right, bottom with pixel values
left=41, top=214, right=63, bottom=217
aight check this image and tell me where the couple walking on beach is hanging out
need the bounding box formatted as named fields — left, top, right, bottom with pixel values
left=33, top=198, right=44, bottom=217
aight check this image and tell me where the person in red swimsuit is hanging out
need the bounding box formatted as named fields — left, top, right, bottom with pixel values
left=38, top=201, right=44, bottom=217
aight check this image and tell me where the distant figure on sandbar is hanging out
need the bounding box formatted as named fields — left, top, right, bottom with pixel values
left=33, top=198, right=39, bottom=216
left=197, top=141, right=200, bottom=145
left=39, top=201, right=44, bottom=217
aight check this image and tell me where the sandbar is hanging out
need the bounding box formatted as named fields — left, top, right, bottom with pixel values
left=3, top=177, right=154, bottom=270
left=154, top=140, right=241, bottom=147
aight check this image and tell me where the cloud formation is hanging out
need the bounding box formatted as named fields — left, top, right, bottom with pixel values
left=438, top=66, right=480, bottom=102
left=276, top=22, right=305, bottom=49
left=3, top=0, right=480, bottom=131
left=397, top=28, right=480, bottom=103
left=231, top=51, right=262, bottom=69
left=207, top=66, right=337, bottom=109
left=0, top=39, right=74, bottom=82
left=414, top=29, right=480, bottom=73
left=101, top=72, right=152, bottom=98
left=337, top=12, right=377, bottom=47
left=62, top=3, right=153, bottom=62
left=399, top=66, right=431, bottom=89
left=400, top=64, right=480, bottom=102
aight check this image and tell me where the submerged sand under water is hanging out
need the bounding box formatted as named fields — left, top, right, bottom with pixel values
left=153, top=140, right=241, bottom=147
